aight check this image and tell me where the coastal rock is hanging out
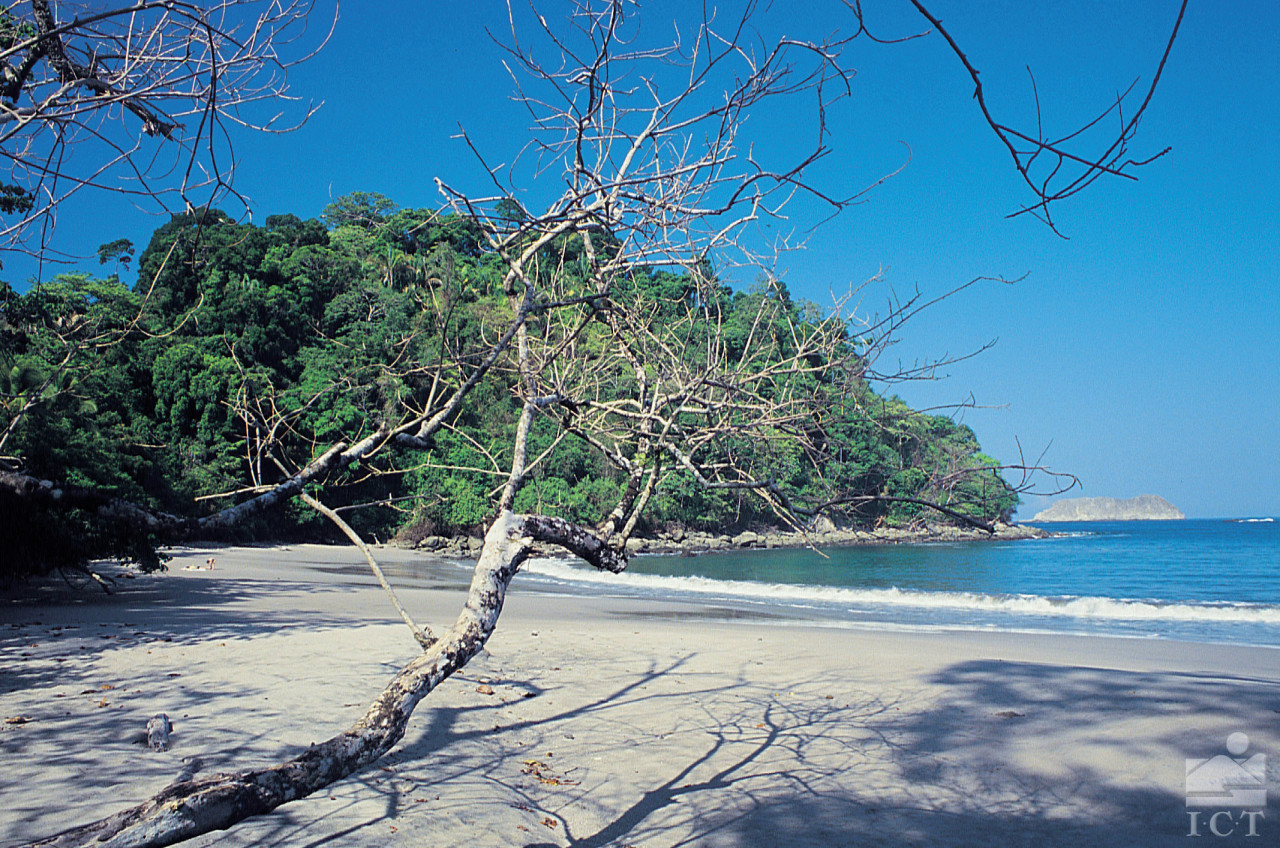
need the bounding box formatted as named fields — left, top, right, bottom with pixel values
left=1032, top=495, right=1184, bottom=522
left=809, top=515, right=837, bottom=535
left=992, top=522, right=1042, bottom=540
left=146, top=714, right=172, bottom=752
left=392, top=521, right=1049, bottom=560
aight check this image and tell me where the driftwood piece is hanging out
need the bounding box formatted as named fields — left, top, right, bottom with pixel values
left=145, top=715, right=172, bottom=752
left=170, top=758, right=202, bottom=788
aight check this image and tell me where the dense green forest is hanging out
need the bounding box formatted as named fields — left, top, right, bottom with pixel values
left=0, top=193, right=1017, bottom=576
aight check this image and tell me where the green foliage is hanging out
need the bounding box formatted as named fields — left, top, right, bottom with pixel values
left=322, top=191, right=398, bottom=229
left=0, top=183, right=32, bottom=216
left=97, top=238, right=135, bottom=269
left=3, top=192, right=1020, bottom=577
left=0, top=275, right=170, bottom=575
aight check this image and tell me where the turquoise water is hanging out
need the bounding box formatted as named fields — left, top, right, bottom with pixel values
left=518, top=519, right=1280, bottom=645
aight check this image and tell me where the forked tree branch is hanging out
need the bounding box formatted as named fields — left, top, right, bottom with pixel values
left=906, top=0, right=1188, bottom=236
left=0, top=0, right=335, bottom=262
left=15, top=3, right=1176, bottom=845
left=299, top=491, right=436, bottom=650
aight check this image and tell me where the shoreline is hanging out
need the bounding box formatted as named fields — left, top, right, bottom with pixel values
left=403, top=520, right=1049, bottom=558
left=4, top=544, right=1279, bottom=847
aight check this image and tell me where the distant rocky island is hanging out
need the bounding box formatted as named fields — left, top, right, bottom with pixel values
left=1032, top=495, right=1185, bottom=522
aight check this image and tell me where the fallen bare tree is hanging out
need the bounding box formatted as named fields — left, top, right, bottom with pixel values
left=17, top=1, right=1181, bottom=845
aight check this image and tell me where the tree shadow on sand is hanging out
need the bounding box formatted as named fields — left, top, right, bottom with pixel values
left=0, top=571, right=361, bottom=695
left=212, top=652, right=1280, bottom=848
left=0, top=558, right=420, bottom=846
left=11, top=554, right=1280, bottom=848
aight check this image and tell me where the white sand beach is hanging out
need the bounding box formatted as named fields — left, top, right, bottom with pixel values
left=3, top=544, right=1279, bottom=847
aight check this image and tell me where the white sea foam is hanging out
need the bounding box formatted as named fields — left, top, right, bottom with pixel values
left=519, top=558, right=1280, bottom=625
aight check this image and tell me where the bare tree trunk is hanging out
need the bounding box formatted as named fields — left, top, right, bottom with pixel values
left=11, top=2, right=1179, bottom=843
left=28, top=513, right=532, bottom=848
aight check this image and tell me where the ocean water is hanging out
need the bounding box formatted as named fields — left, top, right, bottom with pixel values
left=516, top=519, right=1280, bottom=646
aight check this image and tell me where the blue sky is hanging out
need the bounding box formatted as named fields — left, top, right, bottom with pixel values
left=8, top=1, right=1278, bottom=519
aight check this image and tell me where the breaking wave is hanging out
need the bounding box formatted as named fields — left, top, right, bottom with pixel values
left=519, top=558, right=1280, bottom=626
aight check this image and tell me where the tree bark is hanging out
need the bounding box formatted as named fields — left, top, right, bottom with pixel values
left=27, top=511, right=541, bottom=848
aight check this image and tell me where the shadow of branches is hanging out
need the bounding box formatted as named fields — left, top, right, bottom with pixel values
left=8, top=550, right=1280, bottom=848
left=193, top=648, right=1280, bottom=848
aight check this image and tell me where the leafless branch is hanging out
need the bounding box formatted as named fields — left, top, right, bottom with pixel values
left=0, top=0, right=335, bottom=263
left=299, top=490, right=435, bottom=650
left=907, top=0, right=1188, bottom=236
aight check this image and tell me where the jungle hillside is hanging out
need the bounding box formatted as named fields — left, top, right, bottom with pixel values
left=0, top=193, right=1018, bottom=578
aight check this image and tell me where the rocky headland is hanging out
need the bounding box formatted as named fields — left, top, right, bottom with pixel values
left=1032, top=494, right=1185, bottom=522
